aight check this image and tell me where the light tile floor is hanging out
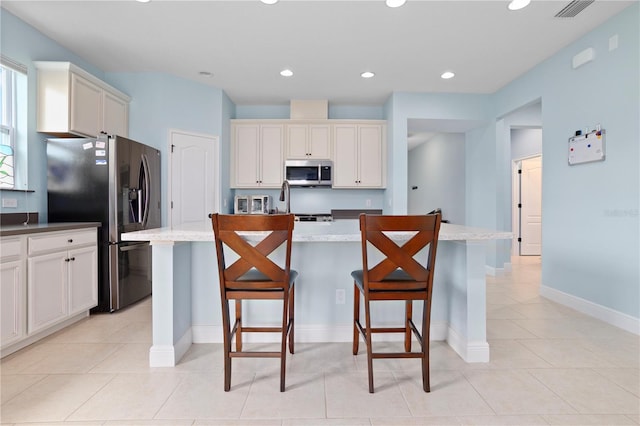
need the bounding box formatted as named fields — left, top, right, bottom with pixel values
left=1, top=256, right=639, bottom=425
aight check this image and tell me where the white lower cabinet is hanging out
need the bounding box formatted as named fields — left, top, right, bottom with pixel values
left=27, top=251, right=68, bottom=334
left=68, top=245, right=99, bottom=315
left=1, top=237, right=26, bottom=347
left=1, top=227, right=97, bottom=356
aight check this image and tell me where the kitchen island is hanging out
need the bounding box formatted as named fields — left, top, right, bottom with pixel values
left=122, top=220, right=512, bottom=367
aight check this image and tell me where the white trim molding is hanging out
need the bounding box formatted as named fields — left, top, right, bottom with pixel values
left=540, top=285, right=640, bottom=335
left=149, top=328, right=193, bottom=367
left=445, top=326, right=490, bottom=362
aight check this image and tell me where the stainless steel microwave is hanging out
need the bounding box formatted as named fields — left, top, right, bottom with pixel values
left=284, top=159, right=332, bottom=187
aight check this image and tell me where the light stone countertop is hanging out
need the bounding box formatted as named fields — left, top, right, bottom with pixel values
left=0, top=222, right=101, bottom=237
left=122, top=219, right=513, bottom=243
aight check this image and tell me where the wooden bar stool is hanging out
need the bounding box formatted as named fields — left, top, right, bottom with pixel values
left=351, top=213, right=441, bottom=393
left=210, top=213, right=297, bottom=392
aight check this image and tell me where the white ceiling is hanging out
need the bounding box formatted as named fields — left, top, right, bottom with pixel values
left=2, top=0, right=634, bottom=108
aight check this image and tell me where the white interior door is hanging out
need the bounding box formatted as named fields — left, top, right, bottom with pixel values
left=520, top=156, right=542, bottom=255
left=169, top=130, right=219, bottom=226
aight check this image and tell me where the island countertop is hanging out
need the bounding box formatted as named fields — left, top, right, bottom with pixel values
left=121, top=219, right=513, bottom=243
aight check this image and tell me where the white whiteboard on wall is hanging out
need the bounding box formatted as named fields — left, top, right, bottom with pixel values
left=568, top=129, right=605, bottom=165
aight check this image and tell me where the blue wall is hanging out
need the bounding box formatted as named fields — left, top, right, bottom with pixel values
left=0, top=9, right=106, bottom=219
left=386, top=92, right=493, bottom=217
left=106, top=72, right=226, bottom=223
left=490, top=4, right=639, bottom=318
left=407, top=133, right=465, bottom=225
left=511, top=129, right=542, bottom=160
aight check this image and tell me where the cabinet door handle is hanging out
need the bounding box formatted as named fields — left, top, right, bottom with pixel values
left=70, top=257, right=76, bottom=261
left=68, top=239, right=73, bottom=243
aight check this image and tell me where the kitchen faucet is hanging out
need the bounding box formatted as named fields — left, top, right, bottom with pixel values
left=279, top=180, right=291, bottom=214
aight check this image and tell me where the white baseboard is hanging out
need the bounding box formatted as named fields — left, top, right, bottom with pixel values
left=179, top=322, right=489, bottom=364
left=149, top=345, right=178, bottom=367
left=445, top=326, right=490, bottom=362
left=540, top=285, right=640, bottom=335
left=192, top=321, right=451, bottom=344
left=149, top=328, right=193, bottom=367
left=485, top=265, right=505, bottom=276
left=1, top=311, right=89, bottom=358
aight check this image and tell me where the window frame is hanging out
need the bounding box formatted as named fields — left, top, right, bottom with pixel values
left=0, top=66, right=18, bottom=188
left=0, top=57, right=28, bottom=190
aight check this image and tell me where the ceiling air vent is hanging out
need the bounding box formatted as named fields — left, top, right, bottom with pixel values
left=555, top=0, right=595, bottom=18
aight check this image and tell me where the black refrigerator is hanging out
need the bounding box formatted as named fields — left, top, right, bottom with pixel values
left=47, top=134, right=161, bottom=312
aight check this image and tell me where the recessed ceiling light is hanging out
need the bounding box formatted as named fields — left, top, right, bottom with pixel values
left=441, top=71, right=455, bottom=79
left=135, top=0, right=151, bottom=3
left=386, top=0, right=407, bottom=7
left=280, top=69, right=293, bottom=77
left=261, top=0, right=278, bottom=4
left=199, top=71, right=213, bottom=77
left=361, top=71, right=375, bottom=79
left=508, top=0, right=531, bottom=11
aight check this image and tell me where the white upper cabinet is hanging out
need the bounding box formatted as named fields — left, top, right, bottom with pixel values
left=35, top=61, right=130, bottom=138
left=231, top=121, right=284, bottom=188
left=102, top=90, right=129, bottom=138
left=333, top=122, right=386, bottom=188
left=231, top=119, right=385, bottom=189
left=70, top=73, right=102, bottom=138
left=286, top=123, right=331, bottom=159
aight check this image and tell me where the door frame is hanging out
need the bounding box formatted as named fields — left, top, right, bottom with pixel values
left=167, top=128, right=220, bottom=227
left=512, top=154, right=542, bottom=256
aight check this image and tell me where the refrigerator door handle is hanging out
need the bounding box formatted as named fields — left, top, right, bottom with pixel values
left=137, top=189, right=143, bottom=224
left=140, top=154, right=151, bottom=228
left=119, top=242, right=148, bottom=252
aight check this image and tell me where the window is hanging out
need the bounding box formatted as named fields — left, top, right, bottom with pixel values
left=0, top=56, right=27, bottom=190
left=0, top=66, right=17, bottom=188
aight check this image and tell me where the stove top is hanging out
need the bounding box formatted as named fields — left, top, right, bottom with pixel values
left=294, top=213, right=333, bottom=222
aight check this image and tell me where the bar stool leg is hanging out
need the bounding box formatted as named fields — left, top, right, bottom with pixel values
left=280, top=289, right=289, bottom=392
left=288, top=284, right=295, bottom=354
left=352, top=282, right=360, bottom=355
left=235, top=299, right=242, bottom=352
left=364, top=296, right=374, bottom=393
left=405, top=300, right=412, bottom=352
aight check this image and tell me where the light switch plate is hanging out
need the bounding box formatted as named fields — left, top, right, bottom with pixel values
left=2, top=198, right=18, bottom=208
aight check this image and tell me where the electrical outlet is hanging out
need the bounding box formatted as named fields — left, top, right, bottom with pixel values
left=366, top=199, right=372, bottom=207
left=2, top=198, right=17, bottom=208
left=335, top=289, right=346, bottom=305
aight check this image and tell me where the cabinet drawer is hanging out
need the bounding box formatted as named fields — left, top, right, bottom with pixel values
left=0, top=238, right=22, bottom=261
left=28, top=230, right=96, bottom=256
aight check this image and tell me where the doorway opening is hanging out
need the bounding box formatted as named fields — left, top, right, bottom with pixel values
left=513, top=155, right=542, bottom=256
left=509, top=124, right=542, bottom=257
